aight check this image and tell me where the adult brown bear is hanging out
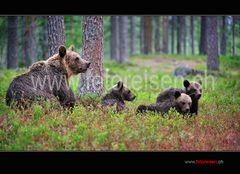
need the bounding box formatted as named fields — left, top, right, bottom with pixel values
left=6, top=45, right=90, bottom=109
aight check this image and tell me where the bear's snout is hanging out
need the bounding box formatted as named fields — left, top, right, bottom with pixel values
left=196, top=94, right=201, bottom=99
left=86, top=62, right=91, bottom=68
left=131, top=95, right=136, bottom=101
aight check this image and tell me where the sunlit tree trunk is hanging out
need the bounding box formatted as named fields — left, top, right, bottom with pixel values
left=47, top=16, right=65, bottom=56
left=78, top=16, right=104, bottom=96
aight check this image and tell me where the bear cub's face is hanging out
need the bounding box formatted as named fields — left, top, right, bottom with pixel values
left=112, top=81, right=136, bottom=101
left=184, top=80, right=202, bottom=100
left=174, top=91, right=192, bottom=114
left=60, top=45, right=91, bottom=76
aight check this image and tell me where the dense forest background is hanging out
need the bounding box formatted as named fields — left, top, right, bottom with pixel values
left=0, top=16, right=239, bottom=68
left=1, top=16, right=240, bottom=151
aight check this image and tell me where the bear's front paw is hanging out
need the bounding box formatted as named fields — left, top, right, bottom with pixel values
left=136, top=105, right=147, bottom=113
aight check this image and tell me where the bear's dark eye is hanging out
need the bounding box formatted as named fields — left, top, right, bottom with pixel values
left=75, top=57, right=79, bottom=61
left=128, top=90, right=130, bottom=94
left=182, top=102, right=185, bottom=105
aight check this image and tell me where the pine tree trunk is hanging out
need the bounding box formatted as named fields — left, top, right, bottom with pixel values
left=190, top=16, right=195, bottom=55
left=7, top=16, right=18, bottom=69
left=220, top=16, right=226, bottom=55
left=232, top=16, right=237, bottom=56
left=47, top=16, right=65, bottom=56
left=140, top=17, right=145, bottom=54
left=183, top=17, right=187, bottom=55
left=155, top=16, right=160, bottom=53
left=78, top=16, right=104, bottom=97
left=39, top=16, right=48, bottom=59
left=162, top=16, right=168, bottom=53
left=171, top=16, right=175, bottom=54
left=119, top=16, right=128, bottom=63
left=177, top=16, right=183, bottom=54
left=23, top=16, right=36, bottom=67
left=110, top=16, right=119, bottom=60
left=207, top=16, right=219, bottom=71
left=130, top=16, right=136, bottom=55
left=200, top=16, right=207, bottom=55
left=144, top=16, right=152, bottom=54
left=21, top=16, right=26, bottom=66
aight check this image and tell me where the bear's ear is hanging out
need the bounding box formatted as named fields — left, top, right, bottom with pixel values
left=198, top=80, right=202, bottom=85
left=174, top=91, right=181, bottom=99
left=69, top=45, right=75, bottom=51
left=117, top=81, right=124, bottom=91
left=59, top=45, right=66, bottom=58
left=183, top=80, right=190, bottom=88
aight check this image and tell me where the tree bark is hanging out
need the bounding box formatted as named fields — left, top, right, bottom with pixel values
left=190, top=16, right=195, bottom=55
left=143, top=16, right=152, bottom=54
left=162, top=16, right=168, bottom=53
left=110, top=16, right=119, bottom=60
left=23, top=16, right=36, bottom=67
left=78, top=16, right=104, bottom=97
left=130, top=16, right=136, bottom=55
left=232, top=16, right=237, bottom=56
left=155, top=16, right=161, bottom=53
left=21, top=16, right=26, bottom=66
left=171, top=16, right=175, bottom=54
left=206, top=16, right=219, bottom=71
left=220, top=16, right=226, bottom=55
left=140, top=17, right=145, bottom=54
left=7, top=16, right=18, bottom=69
left=183, top=17, right=187, bottom=55
left=47, top=16, right=65, bottom=57
left=39, top=16, right=48, bottom=59
left=177, top=16, right=183, bottom=54
left=199, top=16, right=207, bottom=55
left=118, top=16, right=128, bottom=63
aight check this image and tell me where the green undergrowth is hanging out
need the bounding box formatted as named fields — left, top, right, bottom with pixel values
left=0, top=55, right=239, bottom=150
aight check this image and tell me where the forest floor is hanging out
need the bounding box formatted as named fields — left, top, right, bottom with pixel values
left=0, top=54, right=240, bottom=150
left=133, top=56, right=205, bottom=73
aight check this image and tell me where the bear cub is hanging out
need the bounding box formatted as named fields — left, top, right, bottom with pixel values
left=156, top=80, right=202, bottom=115
left=137, top=91, right=192, bottom=115
left=102, top=81, right=136, bottom=112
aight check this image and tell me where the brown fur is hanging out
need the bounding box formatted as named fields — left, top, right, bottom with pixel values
left=102, top=81, right=136, bottom=112
left=6, top=45, right=91, bottom=110
left=137, top=91, right=192, bottom=115
left=156, top=80, right=202, bottom=115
